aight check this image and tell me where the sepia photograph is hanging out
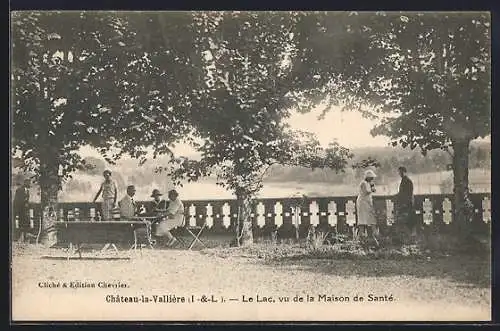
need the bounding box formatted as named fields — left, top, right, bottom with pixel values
left=10, top=11, right=491, bottom=322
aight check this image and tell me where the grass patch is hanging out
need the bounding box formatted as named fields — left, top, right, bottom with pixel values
left=203, top=241, right=430, bottom=261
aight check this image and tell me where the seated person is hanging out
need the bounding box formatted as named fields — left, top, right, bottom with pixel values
left=119, top=185, right=138, bottom=220
left=147, top=189, right=168, bottom=215
left=146, top=189, right=169, bottom=236
left=154, top=189, right=184, bottom=247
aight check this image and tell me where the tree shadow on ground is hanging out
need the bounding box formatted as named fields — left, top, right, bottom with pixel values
left=264, top=254, right=491, bottom=289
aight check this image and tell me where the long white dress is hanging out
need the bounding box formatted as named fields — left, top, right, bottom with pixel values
left=356, top=180, right=376, bottom=225
left=155, top=198, right=185, bottom=236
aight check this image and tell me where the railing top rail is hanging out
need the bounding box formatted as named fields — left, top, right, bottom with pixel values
left=24, top=192, right=491, bottom=207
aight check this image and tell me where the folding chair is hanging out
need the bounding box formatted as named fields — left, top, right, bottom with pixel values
left=174, top=216, right=207, bottom=250
left=130, top=218, right=156, bottom=254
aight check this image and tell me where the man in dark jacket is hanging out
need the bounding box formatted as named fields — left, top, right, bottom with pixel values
left=13, top=179, right=31, bottom=243
left=396, top=166, right=416, bottom=242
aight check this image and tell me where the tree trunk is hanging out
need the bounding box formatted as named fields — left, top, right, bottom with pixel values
left=451, top=138, right=473, bottom=240
left=38, top=160, right=60, bottom=246
left=236, top=192, right=254, bottom=247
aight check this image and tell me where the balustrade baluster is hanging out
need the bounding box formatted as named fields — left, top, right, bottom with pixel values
left=345, top=199, right=356, bottom=228
left=274, top=202, right=283, bottom=227
left=206, top=203, right=214, bottom=229
left=188, top=204, right=196, bottom=227
left=442, top=197, right=452, bottom=225
left=256, top=201, right=266, bottom=228
left=222, top=202, right=231, bottom=228
left=327, top=201, right=337, bottom=227
left=422, top=198, right=433, bottom=225
left=309, top=200, right=319, bottom=227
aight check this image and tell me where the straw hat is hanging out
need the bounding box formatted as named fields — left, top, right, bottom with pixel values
left=150, top=189, right=163, bottom=198
left=364, top=169, right=377, bottom=179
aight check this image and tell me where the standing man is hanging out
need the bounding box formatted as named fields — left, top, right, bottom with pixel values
left=93, top=170, right=117, bottom=221
left=13, top=178, right=31, bottom=243
left=396, top=166, right=415, bottom=243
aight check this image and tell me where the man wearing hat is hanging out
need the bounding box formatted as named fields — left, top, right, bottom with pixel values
left=93, top=170, right=117, bottom=221
left=355, top=169, right=379, bottom=245
left=119, top=185, right=138, bottom=220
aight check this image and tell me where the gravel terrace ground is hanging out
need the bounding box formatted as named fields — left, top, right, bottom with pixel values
left=11, top=238, right=491, bottom=322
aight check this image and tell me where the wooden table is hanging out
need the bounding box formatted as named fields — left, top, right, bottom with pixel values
left=55, top=221, right=149, bottom=259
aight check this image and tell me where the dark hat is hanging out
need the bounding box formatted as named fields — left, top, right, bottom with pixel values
left=103, top=170, right=112, bottom=176
left=151, top=189, right=163, bottom=197
left=127, top=185, right=136, bottom=191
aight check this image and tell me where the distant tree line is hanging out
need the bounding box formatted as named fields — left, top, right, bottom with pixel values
left=263, top=141, right=490, bottom=184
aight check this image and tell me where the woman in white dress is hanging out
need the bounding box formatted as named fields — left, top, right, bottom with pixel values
left=155, top=190, right=185, bottom=247
left=355, top=169, right=379, bottom=243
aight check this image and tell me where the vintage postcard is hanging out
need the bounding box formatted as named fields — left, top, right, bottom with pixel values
left=10, top=11, right=491, bottom=322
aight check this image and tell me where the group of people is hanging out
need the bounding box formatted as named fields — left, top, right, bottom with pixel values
left=14, top=166, right=415, bottom=246
left=356, top=166, right=415, bottom=244
left=92, top=170, right=184, bottom=247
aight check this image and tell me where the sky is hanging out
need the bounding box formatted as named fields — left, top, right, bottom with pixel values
left=286, top=107, right=390, bottom=148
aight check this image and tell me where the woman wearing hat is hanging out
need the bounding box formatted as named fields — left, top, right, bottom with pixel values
left=93, top=170, right=117, bottom=221
left=355, top=169, right=379, bottom=244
